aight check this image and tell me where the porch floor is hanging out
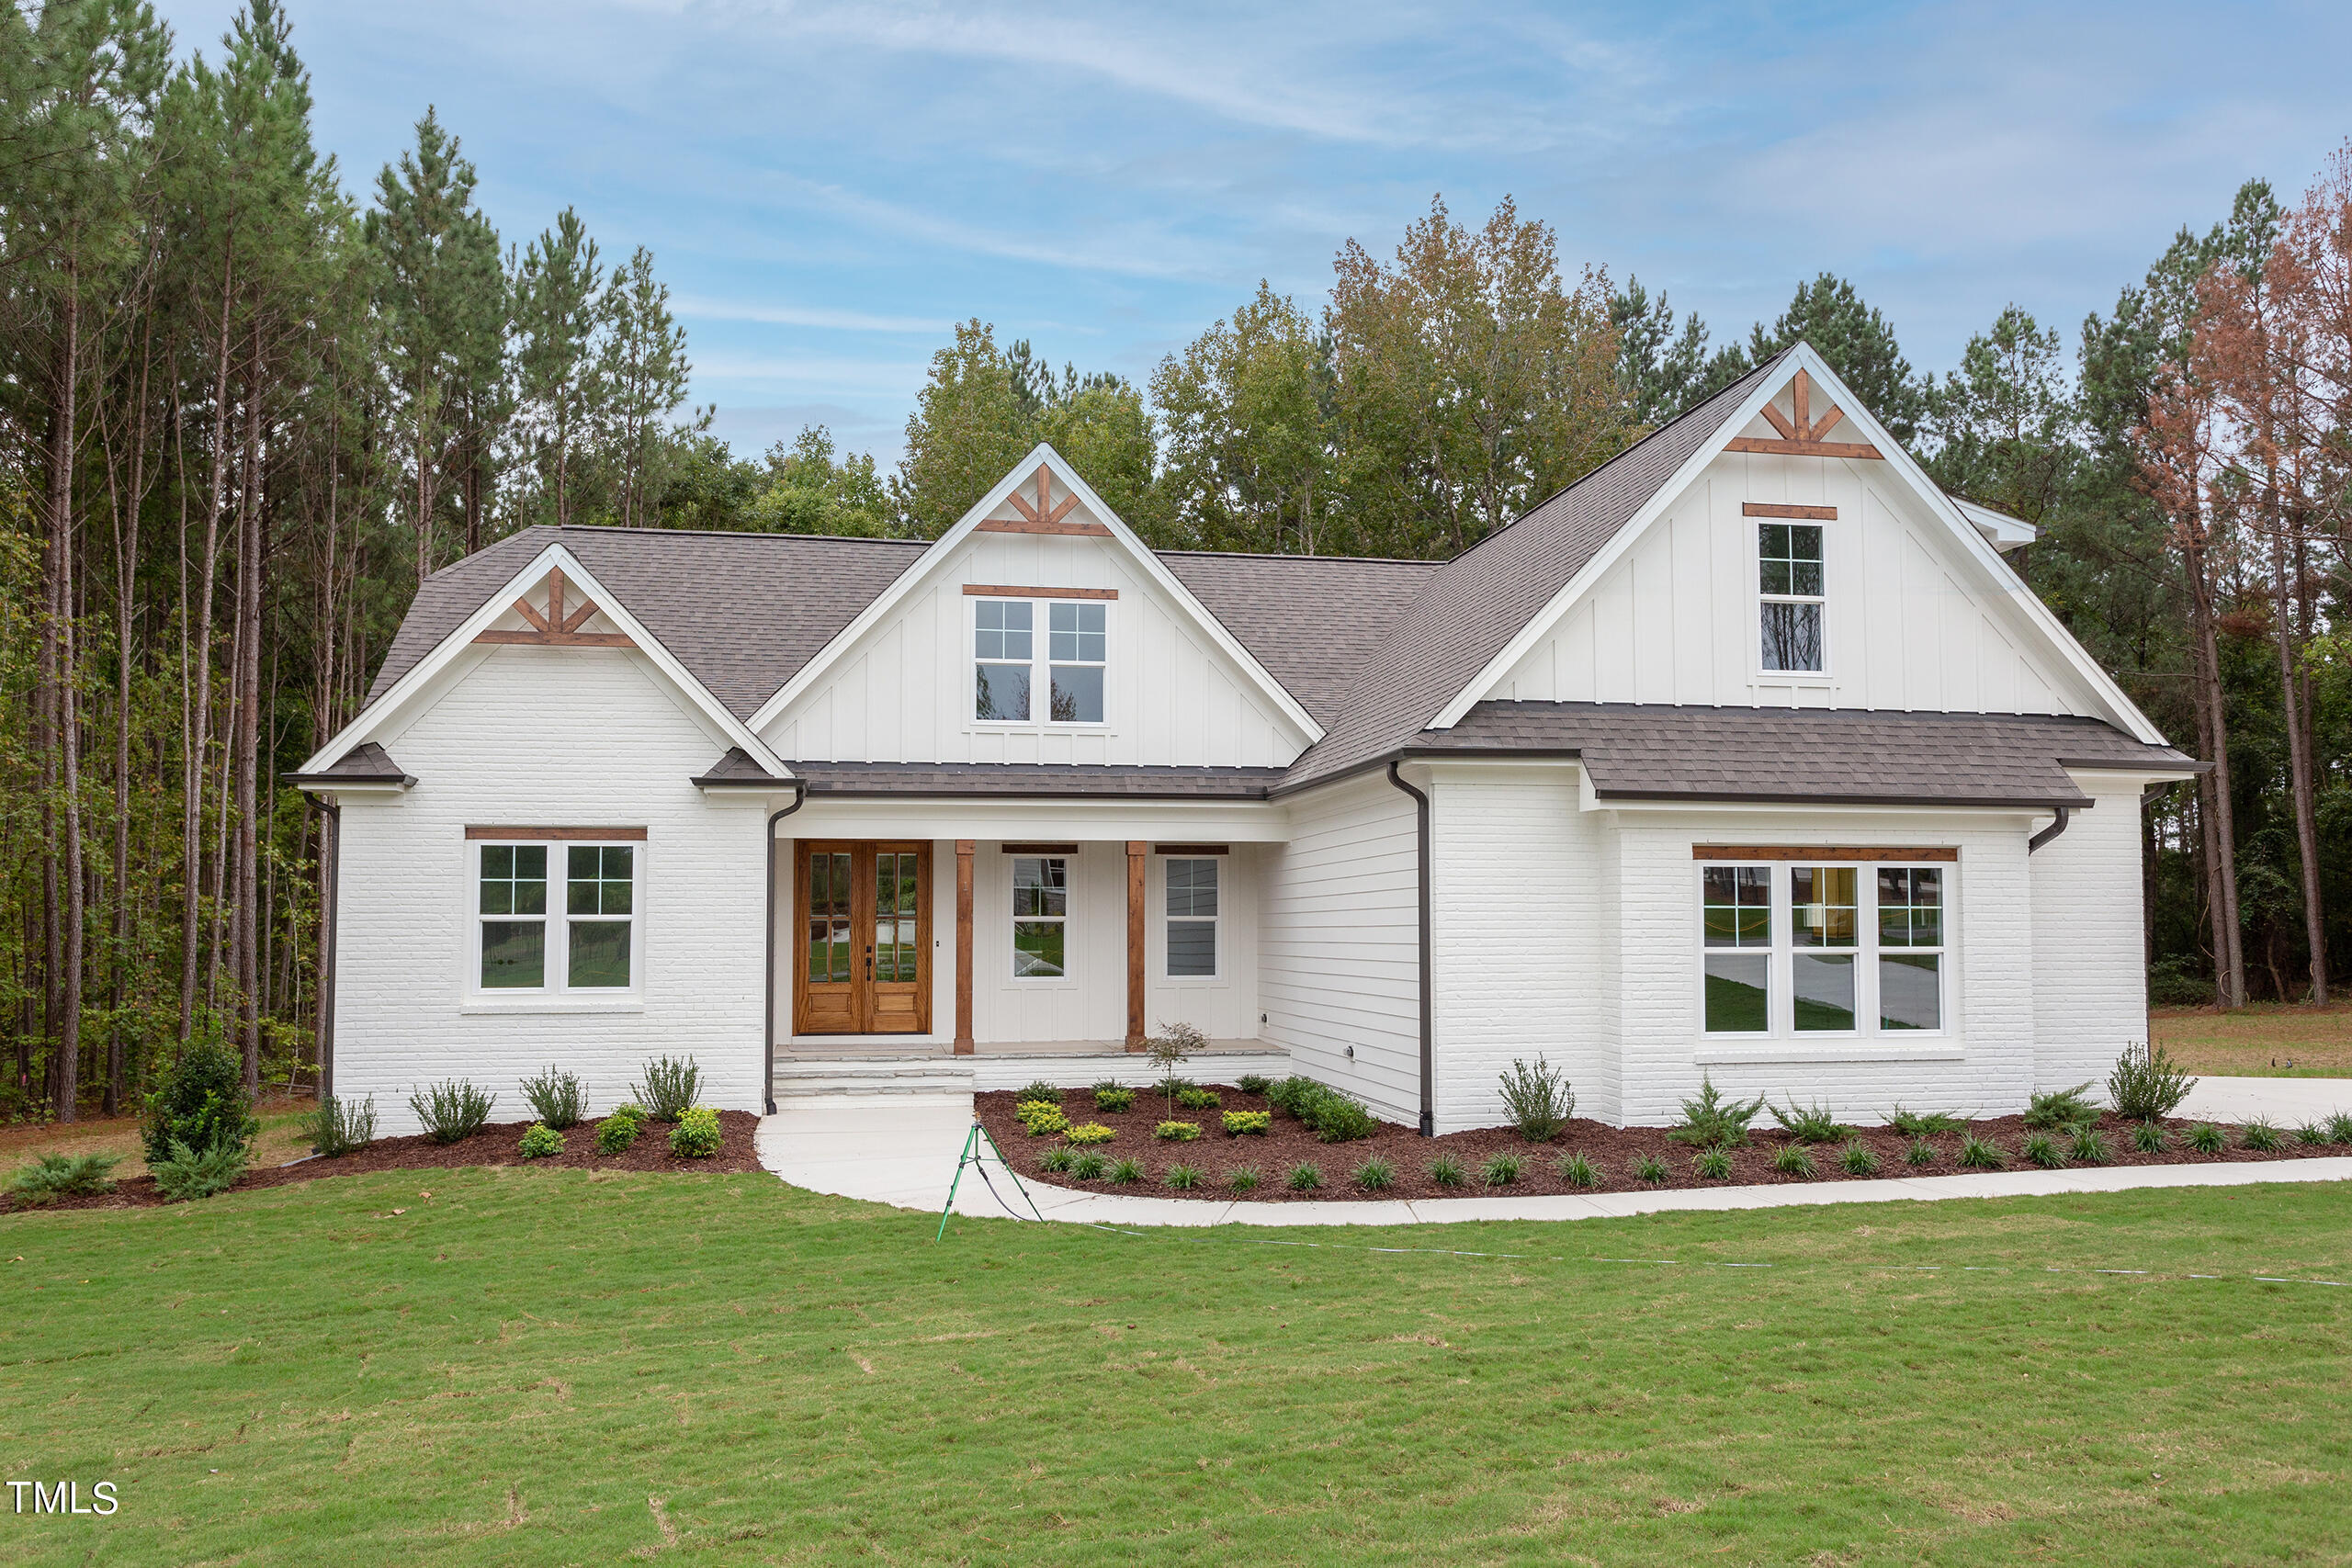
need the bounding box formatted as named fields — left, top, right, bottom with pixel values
left=779, top=1036, right=1283, bottom=1061
left=774, top=1041, right=1292, bottom=1099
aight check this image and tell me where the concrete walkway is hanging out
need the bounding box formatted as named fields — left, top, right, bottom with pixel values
left=756, top=1087, right=2352, bottom=1229
left=2179, top=1075, right=2352, bottom=1123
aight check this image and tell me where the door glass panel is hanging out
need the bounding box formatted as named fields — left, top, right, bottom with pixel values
left=874, top=852, right=920, bottom=983
left=807, top=852, right=853, bottom=984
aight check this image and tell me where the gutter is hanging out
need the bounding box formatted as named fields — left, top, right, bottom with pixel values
left=311, top=795, right=342, bottom=1103
left=763, top=782, right=809, bottom=1114
left=1385, top=761, right=1435, bottom=1137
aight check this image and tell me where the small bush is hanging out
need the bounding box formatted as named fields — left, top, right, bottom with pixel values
left=2295, top=1121, right=2327, bottom=1146
left=518, top=1122, right=565, bottom=1160
left=141, top=1037, right=257, bottom=1164
left=2240, top=1118, right=2284, bottom=1153
left=1351, top=1156, right=1396, bottom=1192
left=1015, top=1101, right=1073, bottom=1137
left=607, top=1101, right=648, bottom=1129
left=1905, top=1137, right=1936, bottom=1168
left=2108, top=1042, right=2194, bottom=1122
left=1498, top=1055, right=1576, bottom=1144
left=1227, top=1166, right=1261, bottom=1193
left=2070, top=1124, right=2110, bottom=1165
left=1091, top=1085, right=1136, bottom=1112
left=1236, top=1074, right=1272, bottom=1096
left=1957, top=1133, right=2005, bottom=1170
left=1427, top=1154, right=1465, bottom=1189
left=1109, top=1157, right=1146, bottom=1185
left=151, top=1139, right=247, bottom=1202
left=2187, top=1122, right=2226, bottom=1155
left=1285, top=1162, right=1324, bottom=1191
left=1692, top=1146, right=1733, bottom=1180
left=1071, top=1151, right=1108, bottom=1180
left=1770, top=1098, right=1849, bottom=1145
left=1668, top=1076, right=1767, bottom=1148
left=2024, top=1082, right=2100, bottom=1131
left=410, top=1080, right=494, bottom=1145
left=1771, top=1144, right=1815, bottom=1178
left=1163, top=1163, right=1203, bottom=1190
left=1634, top=1154, right=1668, bottom=1185
left=1175, top=1087, right=1221, bottom=1111
left=2132, top=1119, right=2169, bottom=1154
left=2327, top=1111, right=2352, bottom=1145
left=1222, top=1110, right=1271, bottom=1137
left=1065, top=1122, right=1116, bottom=1146
left=633, top=1055, right=702, bottom=1122
left=1839, top=1142, right=1880, bottom=1177
left=1039, top=1146, right=1076, bottom=1173
left=1885, top=1105, right=1964, bottom=1136
left=1266, top=1076, right=1321, bottom=1118
left=306, top=1095, right=377, bottom=1157
left=1155, top=1121, right=1201, bottom=1142
left=520, top=1067, right=587, bottom=1130
left=1479, top=1151, right=1524, bottom=1188
left=7, top=1152, right=121, bottom=1207
left=595, top=1114, right=641, bottom=1155
left=2019, top=1132, right=2066, bottom=1169
left=668, top=1107, right=722, bottom=1158
left=1558, top=1151, right=1600, bottom=1189
left=1015, top=1080, right=1064, bottom=1107
left=1292, top=1087, right=1376, bottom=1144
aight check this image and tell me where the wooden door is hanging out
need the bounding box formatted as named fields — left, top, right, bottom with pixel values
left=793, top=840, right=931, bottom=1035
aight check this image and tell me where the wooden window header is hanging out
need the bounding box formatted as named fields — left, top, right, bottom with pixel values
left=1691, top=845, right=1958, bottom=863
left=467, top=826, right=649, bottom=841
left=1001, top=842, right=1079, bottom=855
left=962, top=583, right=1119, bottom=600
left=1154, top=843, right=1228, bottom=856
left=1743, top=502, right=1837, bottom=521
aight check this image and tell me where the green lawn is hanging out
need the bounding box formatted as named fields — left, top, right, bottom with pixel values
left=3, top=1171, right=2348, bottom=1565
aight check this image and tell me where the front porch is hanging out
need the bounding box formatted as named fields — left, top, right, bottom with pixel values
left=773, top=1041, right=1293, bottom=1101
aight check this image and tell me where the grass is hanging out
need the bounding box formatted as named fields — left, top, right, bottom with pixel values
left=0, top=1097, right=317, bottom=1181
left=2151, top=998, right=2352, bottom=1077
left=0, top=1172, right=2348, bottom=1563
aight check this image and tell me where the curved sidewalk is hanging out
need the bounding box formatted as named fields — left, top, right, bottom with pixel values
left=756, top=1089, right=2352, bottom=1229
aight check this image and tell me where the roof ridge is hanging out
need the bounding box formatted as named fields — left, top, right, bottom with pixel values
left=1154, top=547, right=1442, bottom=567
left=554, top=523, right=932, bottom=547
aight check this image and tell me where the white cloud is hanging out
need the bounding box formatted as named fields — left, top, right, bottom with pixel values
left=673, top=296, right=953, bottom=333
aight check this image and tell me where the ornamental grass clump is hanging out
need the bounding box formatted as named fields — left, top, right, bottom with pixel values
left=410, top=1080, right=495, bottom=1145
left=1071, top=1151, right=1108, bottom=1180
left=1668, top=1076, right=1767, bottom=1149
left=1163, top=1163, right=1203, bottom=1190
left=2019, top=1132, right=2066, bottom=1169
left=2240, top=1118, right=2285, bottom=1152
left=1351, top=1156, right=1396, bottom=1192
left=1958, top=1133, right=2006, bottom=1170
left=1285, top=1162, right=1324, bottom=1191
left=1039, top=1146, right=1076, bottom=1173
left=1634, top=1154, right=1668, bottom=1185
left=2296, top=1121, right=2327, bottom=1146
left=2132, top=1120, right=2169, bottom=1154
left=520, top=1067, right=587, bottom=1130
left=2328, top=1111, right=2352, bottom=1145
left=1557, top=1151, right=1600, bottom=1190
left=518, top=1122, right=565, bottom=1160
left=306, top=1094, right=378, bottom=1157
left=1154, top=1121, right=1201, bottom=1143
left=2023, top=1082, right=2100, bottom=1132
left=632, top=1055, right=701, bottom=1122
left=1498, top=1055, right=1575, bottom=1144
left=668, top=1107, right=722, bottom=1158
left=1479, top=1151, right=1524, bottom=1188
left=1905, top=1137, right=1937, bottom=1168
left=7, top=1152, right=121, bottom=1207
left=1109, top=1157, right=1146, bottom=1185
left=2108, top=1042, right=2194, bottom=1123
left=2187, top=1122, right=2226, bottom=1155
left=2070, top=1124, right=2110, bottom=1165
left=1222, top=1110, right=1270, bottom=1137
left=1770, top=1098, right=1849, bottom=1145
left=1771, top=1144, right=1815, bottom=1179
left=1227, top=1166, right=1261, bottom=1193
left=1692, top=1146, right=1733, bottom=1180
left=1885, top=1105, right=1964, bottom=1136
left=1839, top=1141, right=1880, bottom=1177
left=1427, top=1154, right=1465, bottom=1189
left=1064, top=1122, right=1116, bottom=1146
left=1015, top=1101, right=1073, bottom=1137
left=1091, top=1084, right=1135, bottom=1112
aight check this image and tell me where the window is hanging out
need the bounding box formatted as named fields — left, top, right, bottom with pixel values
left=567, top=845, right=634, bottom=987
left=1012, top=856, right=1068, bottom=978
left=1165, top=858, right=1218, bottom=977
left=974, top=599, right=1034, bottom=720
left=1791, top=865, right=1858, bottom=1031
left=807, top=850, right=853, bottom=983
left=1876, top=867, right=1944, bottom=1031
left=479, top=844, right=548, bottom=988
left=1758, top=522, right=1824, bottom=671
left=1699, top=860, right=1950, bottom=1037
left=1701, top=864, right=1770, bottom=1032
left=973, top=596, right=1108, bottom=725
left=1049, top=602, right=1106, bottom=722
left=476, top=840, right=637, bottom=993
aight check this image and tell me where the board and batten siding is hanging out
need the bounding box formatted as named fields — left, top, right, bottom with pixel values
left=2028, top=775, right=2153, bottom=1093
left=334, top=645, right=769, bottom=1135
left=760, top=531, right=1309, bottom=769
left=1259, top=773, right=1421, bottom=1125
left=1484, top=449, right=2096, bottom=717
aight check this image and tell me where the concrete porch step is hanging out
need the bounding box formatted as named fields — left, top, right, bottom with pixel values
left=773, top=1059, right=978, bottom=1098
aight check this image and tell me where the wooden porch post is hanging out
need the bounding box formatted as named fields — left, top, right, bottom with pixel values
left=955, top=840, right=975, bottom=1054
left=1125, top=840, right=1147, bottom=1050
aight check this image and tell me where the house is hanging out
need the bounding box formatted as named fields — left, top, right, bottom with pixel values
left=292, top=344, right=2199, bottom=1136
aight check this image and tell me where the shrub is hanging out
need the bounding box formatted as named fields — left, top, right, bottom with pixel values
left=1479, top=1151, right=1524, bottom=1188
left=1307, top=1090, right=1378, bottom=1145
left=2132, top=1120, right=2169, bottom=1154
left=1285, top=1161, right=1324, bottom=1191
left=1236, top=1074, right=1272, bottom=1096
left=520, top=1067, right=587, bottom=1130
left=2146, top=954, right=2215, bottom=1007
left=1839, top=1142, right=1880, bottom=1177
left=2328, top=1111, right=2352, bottom=1145
left=518, top=1122, right=565, bottom=1160
left=1692, top=1146, right=1733, bottom=1180
left=306, top=1095, right=378, bottom=1157
left=2187, top=1122, right=2226, bottom=1155
left=1266, top=1076, right=1321, bottom=1118
left=2019, top=1132, right=2065, bottom=1169
left=2070, top=1124, right=2110, bottom=1165
left=2296, top=1121, right=2327, bottom=1146
left=1885, top=1105, right=1964, bottom=1136
left=1771, top=1145, right=1815, bottom=1179
left=1770, top=1098, right=1849, bottom=1145
left=595, top=1114, right=641, bottom=1155
left=1176, top=1087, right=1221, bottom=1111
left=1634, top=1154, right=1668, bottom=1185
left=1064, top=1122, right=1116, bottom=1146
left=2024, top=1082, right=2100, bottom=1131
left=1905, top=1137, right=1936, bottom=1168
left=1558, top=1151, right=1600, bottom=1189
left=1091, top=1085, right=1136, bottom=1113
left=2108, top=1042, right=2194, bottom=1122
left=633, top=1055, right=702, bottom=1122
left=1071, top=1151, right=1108, bottom=1180
left=668, top=1107, right=722, bottom=1158
left=141, top=1037, right=257, bottom=1165
left=607, top=1101, right=648, bottom=1129
left=1109, top=1157, right=1146, bottom=1185
left=1039, top=1146, right=1076, bottom=1173
left=151, top=1139, right=247, bottom=1202
left=1227, top=1166, right=1261, bottom=1193
left=1668, top=1076, right=1766, bottom=1148
left=2240, top=1118, right=2284, bottom=1152
left=1498, top=1055, right=1576, bottom=1144
left=1351, top=1156, right=1396, bottom=1192
left=1427, top=1154, right=1465, bottom=1189
left=410, top=1080, right=495, bottom=1145
left=1014, top=1080, right=1063, bottom=1108
left=1222, top=1111, right=1271, bottom=1137
left=1155, top=1121, right=1201, bottom=1142
left=1958, top=1133, right=2005, bottom=1170
left=1163, top=1163, right=1203, bottom=1190
left=7, top=1152, right=121, bottom=1207
left=1015, top=1100, right=1073, bottom=1137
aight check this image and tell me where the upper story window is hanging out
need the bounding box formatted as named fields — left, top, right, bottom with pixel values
left=973, top=595, right=1108, bottom=725
left=1048, top=602, right=1106, bottom=722
left=974, top=599, right=1034, bottom=720
left=477, top=839, right=638, bottom=992
left=1758, top=522, right=1825, bottom=671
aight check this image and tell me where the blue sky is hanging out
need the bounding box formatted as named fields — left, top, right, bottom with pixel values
left=163, top=1, right=2352, bottom=468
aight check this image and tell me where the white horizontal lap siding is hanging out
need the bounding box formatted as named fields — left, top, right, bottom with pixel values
left=1429, top=767, right=1614, bottom=1134
left=1259, top=773, right=1419, bottom=1124
left=334, top=647, right=766, bottom=1135
left=2030, top=782, right=2149, bottom=1097
left=763, top=534, right=1305, bottom=769
left=1614, top=813, right=2035, bottom=1127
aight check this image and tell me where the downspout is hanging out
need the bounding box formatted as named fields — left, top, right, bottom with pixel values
left=1385, top=761, right=1434, bottom=1136
left=312, top=795, right=341, bottom=1103
left=2028, top=805, right=2071, bottom=854
left=763, top=782, right=809, bottom=1114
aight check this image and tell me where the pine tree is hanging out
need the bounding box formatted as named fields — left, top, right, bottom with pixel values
left=597, top=245, right=693, bottom=527
left=514, top=208, right=604, bottom=527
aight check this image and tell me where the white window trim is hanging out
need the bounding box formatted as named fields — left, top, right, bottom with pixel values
left=1696, top=860, right=1950, bottom=1043
left=1162, top=856, right=1220, bottom=981
left=967, top=595, right=1114, bottom=731
left=1009, top=853, right=1074, bottom=985
left=1753, top=519, right=1831, bottom=682
left=468, top=839, right=645, bottom=1003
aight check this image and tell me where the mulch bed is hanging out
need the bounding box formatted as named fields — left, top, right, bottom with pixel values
left=978, top=1085, right=2349, bottom=1202
left=0, top=1111, right=763, bottom=1214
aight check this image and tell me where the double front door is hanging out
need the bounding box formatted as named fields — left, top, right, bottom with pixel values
left=794, top=840, right=932, bottom=1035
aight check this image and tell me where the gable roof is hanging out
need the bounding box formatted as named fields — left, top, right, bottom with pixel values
left=1157, top=551, right=1439, bottom=729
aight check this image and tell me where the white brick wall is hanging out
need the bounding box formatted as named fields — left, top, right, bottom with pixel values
left=333, top=646, right=769, bottom=1136
left=2029, top=778, right=2151, bottom=1098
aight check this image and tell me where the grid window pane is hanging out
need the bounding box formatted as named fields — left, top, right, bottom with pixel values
left=808, top=852, right=852, bottom=983
left=1166, top=859, right=1219, bottom=918
left=1760, top=602, right=1823, bottom=671
left=1702, top=864, right=1770, bottom=948
left=480, top=844, right=546, bottom=916
left=975, top=661, right=1031, bottom=720
left=1792, top=865, right=1857, bottom=948
left=875, top=852, right=920, bottom=983
left=1880, top=953, right=1942, bottom=1031
left=1792, top=952, right=1857, bottom=1031
left=568, top=920, right=631, bottom=987
left=1049, top=663, right=1103, bottom=722
left=1169, top=919, right=1216, bottom=977
left=1013, top=920, right=1066, bottom=978
left=481, top=920, right=545, bottom=988
left=1876, top=866, right=1944, bottom=948
left=1049, top=601, right=1106, bottom=661
left=567, top=844, right=633, bottom=916
left=1012, top=857, right=1068, bottom=918
left=974, top=599, right=1032, bottom=660
left=1704, top=953, right=1769, bottom=1032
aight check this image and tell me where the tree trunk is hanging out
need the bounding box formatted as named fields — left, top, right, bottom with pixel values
left=46, top=281, right=85, bottom=1121
left=181, top=252, right=236, bottom=1043
left=2184, top=540, right=2245, bottom=1008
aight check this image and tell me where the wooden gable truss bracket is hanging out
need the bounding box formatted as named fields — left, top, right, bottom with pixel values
left=472, top=568, right=637, bottom=649
left=1724, top=369, right=1884, bottom=459
left=976, top=463, right=1114, bottom=536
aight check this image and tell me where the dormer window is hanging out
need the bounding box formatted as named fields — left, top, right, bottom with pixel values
left=1758, top=521, right=1825, bottom=672
left=971, top=592, right=1111, bottom=725
left=974, top=600, right=1034, bottom=720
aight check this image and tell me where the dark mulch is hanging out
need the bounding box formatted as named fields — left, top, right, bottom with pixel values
left=978, top=1086, right=2349, bottom=1202
left=0, top=1111, right=764, bottom=1214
